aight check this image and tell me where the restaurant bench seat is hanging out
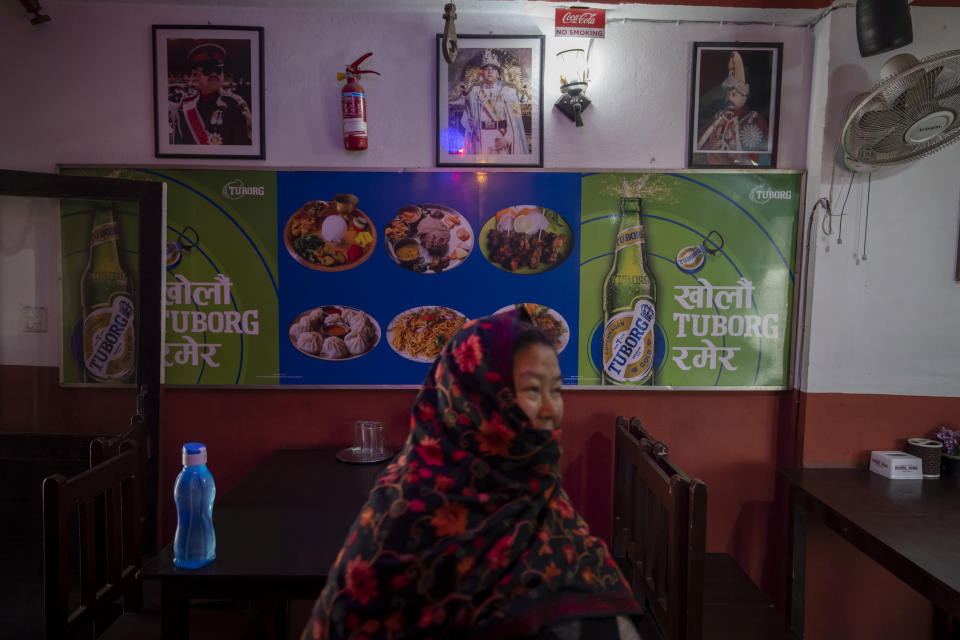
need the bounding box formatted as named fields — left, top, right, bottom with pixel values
left=614, top=416, right=797, bottom=640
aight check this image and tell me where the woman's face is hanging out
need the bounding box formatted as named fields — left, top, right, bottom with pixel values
left=513, top=343, right=563, bottom=430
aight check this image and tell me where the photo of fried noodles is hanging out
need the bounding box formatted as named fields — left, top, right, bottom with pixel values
left=387, top=306, right=467, bottom=362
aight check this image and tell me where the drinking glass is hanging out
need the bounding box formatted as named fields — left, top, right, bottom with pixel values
left=352, top=420, right=367, bottom=454
left=361, top=421, right=386, bottom=460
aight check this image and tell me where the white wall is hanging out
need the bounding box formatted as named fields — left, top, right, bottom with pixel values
left=0, top=0, right=814, bottom=368
left=0, top=1, right=812, bottom=172
left=0, top=197, right=61, bottom=367
left=5, top=3, right=956, bottom=398
left=21, top=1, right=931, bottom=392
left=800, top=7, right=960, bottom=397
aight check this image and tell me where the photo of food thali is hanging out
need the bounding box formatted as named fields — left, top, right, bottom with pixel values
left=495, top=303, right=570, bottom=354
left=479, top=205, right=574, bottom=274
left=289, top=305, right=380, bottom=361
left=386, top=306, right=468, bottom=362
left=384, top=204, right=474, bottom=273
left=284, top=195, right=377, bottom=271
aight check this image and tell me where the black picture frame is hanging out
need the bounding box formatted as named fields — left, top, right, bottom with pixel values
left=153, top=25, right=265, bottom=159
left=436, top=34, right=544, bottom=168
left=688, top=42, right=783, bottom=169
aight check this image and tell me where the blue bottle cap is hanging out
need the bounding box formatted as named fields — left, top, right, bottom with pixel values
left=182, top=442, right=207, bottom=466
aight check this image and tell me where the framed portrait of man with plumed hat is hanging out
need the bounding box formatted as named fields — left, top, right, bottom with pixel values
left=436, top=34, right=544, bottom=168
left=153, top=25, right=265, bottom=159
left=688, top=42, right=782, bottom=168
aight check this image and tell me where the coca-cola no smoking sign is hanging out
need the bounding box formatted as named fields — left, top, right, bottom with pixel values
left=555, top=8, right=605, bottom=38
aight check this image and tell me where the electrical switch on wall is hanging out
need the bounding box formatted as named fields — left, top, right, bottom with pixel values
left=21, top=306, right=47, bottom=333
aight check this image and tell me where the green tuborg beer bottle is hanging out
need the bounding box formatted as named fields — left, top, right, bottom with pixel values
left=80, top=203, right=136, bottom=383
left=601, top=197, right=657, bottom=386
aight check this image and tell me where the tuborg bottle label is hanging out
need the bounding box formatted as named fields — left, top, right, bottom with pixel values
left=601, top=198, right=657, bottom=386
left=83, top=293, right=136, bottom=380
left=602, top=297, right=655, bottom=384
left=89, top=220, right=118, bottom=246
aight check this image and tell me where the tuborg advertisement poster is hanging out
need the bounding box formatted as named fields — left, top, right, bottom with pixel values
left=61, top=168, right=800, bottom=389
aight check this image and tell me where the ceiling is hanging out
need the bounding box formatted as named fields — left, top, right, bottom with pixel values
left=34, top=0, right=960, bottom=29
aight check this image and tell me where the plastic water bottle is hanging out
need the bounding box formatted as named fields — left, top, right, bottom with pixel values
left=173, top=442, right=216, bottom=569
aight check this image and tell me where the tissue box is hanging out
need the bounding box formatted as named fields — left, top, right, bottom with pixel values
left=870, top=451, right=923, bottom=479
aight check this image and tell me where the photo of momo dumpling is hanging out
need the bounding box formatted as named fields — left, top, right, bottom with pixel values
left=344, top=329, right=372, bottom=355
left=321, top=336, right=350, bottom=359
left=289, top=316, right=312, bottom=342
left=296, top=331, right=325, bottom=354
left=342, top=308, right=366, bottom=329
left=289, top=305, right=381, bottom=361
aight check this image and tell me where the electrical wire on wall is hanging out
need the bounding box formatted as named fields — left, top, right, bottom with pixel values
left=853, top=175, right=864, bottom=264
left=861, top=173, right=872, bottom=262
left=828, top=169, right=856, bottom=247
left=792, top=195, right=830, bottom=390
left=817, top=143, right=860, bottom=257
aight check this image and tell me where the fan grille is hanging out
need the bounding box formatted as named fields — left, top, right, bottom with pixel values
left=842, top=50, right=960, bottom=168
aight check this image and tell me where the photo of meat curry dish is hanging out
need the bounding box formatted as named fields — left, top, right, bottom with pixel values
left=384, top=204, right=474, bottom=273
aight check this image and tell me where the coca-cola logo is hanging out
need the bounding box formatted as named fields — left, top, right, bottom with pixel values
left=561, top=12, right=599, bottom=25
left=556, top=8, right=605, bottom=35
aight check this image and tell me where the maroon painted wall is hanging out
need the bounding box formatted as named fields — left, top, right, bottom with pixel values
left=155, top=387, right=796, bottom=598
left=1, top=363, right=795, bottom=597
left=12, top=361, right=960, bottom=639
left=0, top=364, right=135, bottom=434
left=797, top=393, right=960, bottom=640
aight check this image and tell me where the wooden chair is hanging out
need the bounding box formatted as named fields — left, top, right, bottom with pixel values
left=90, top=416, right=150, bottom=565
left=42, top=436, right=261, bottom=640
left=614, top=417, right=798, bottom=640
left=614, top=417, right=691, bottom=640
left=43, top=442, right=143, bottom=639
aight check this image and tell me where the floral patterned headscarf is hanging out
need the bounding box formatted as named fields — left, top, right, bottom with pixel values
left=303, top=308, right=639, bottom=640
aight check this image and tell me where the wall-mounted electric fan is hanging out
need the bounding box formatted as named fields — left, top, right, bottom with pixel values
left=841, top=50, right=960, bottom=172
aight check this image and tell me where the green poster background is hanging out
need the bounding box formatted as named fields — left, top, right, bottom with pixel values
left=61, top=168, right=279, bottom=385
left=60, top=168, right=799, bottom=389
left=578, top=172, right=801, bottom=388
left=60, top=199, right=140, bottom=385
left=156, top=169, right=278, bottom=385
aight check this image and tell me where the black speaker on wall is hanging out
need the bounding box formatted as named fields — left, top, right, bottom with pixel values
left=856, top=0, right=913, bottom=57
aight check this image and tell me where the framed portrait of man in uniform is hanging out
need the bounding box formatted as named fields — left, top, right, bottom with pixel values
left=436, top=34, right=544, bottom=168
left=688, top=42, right=782, bottom=169
left=153, top=25, right=265, bottom=159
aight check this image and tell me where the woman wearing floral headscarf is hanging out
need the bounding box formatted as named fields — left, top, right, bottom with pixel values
left=303, top=308, right=642, bottom=639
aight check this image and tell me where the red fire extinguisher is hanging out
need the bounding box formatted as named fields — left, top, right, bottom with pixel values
left=339, top=52, right=380, bottom=151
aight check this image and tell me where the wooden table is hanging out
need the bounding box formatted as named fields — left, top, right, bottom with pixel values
left=780, top=468, right=960, bottom=638
left=143, top=449, right=391, bottom=639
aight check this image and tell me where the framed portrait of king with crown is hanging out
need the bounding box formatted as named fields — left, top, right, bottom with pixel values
left=688, top=42, right=782, bottom=169
left=153, top=25, right=265, bottom=159
left=436, top=34, right=544, bottom=168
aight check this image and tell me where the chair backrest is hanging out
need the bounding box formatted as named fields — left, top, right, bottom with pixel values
left=43, top=441, right=142, bottom=640
left=643, top=439, right=709, bottom=640
left=628, top=415, right=654, bottom=443
left=685, top=479, right=707, bottom=640
left=614, top=419, right=691, bottom=640
left=613, top=417, right=636, bottom=575
left=90, top=414, right=147, bottom=467
left=91, top=416, right=150, bottom=559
